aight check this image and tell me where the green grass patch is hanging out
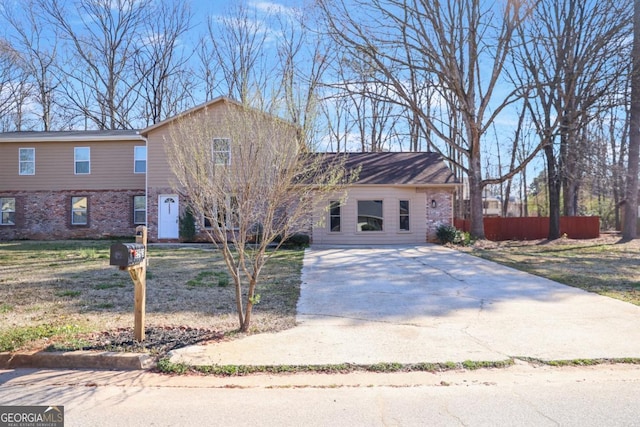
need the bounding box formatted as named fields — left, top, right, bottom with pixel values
left=156, top=359, right=515, bottom=376
left=0, top=303, right=13, bottom=313
left=94, top=283, right=126, bottom=290
left=0, top=324, right=85, bottom=352
left=519, top=357, right=640, bottom=367
left=187, top=271, right=230, bottom=288
left=55, top=290, right=81, bottom=298
left=47, top=337, right=95, bottom=352
left=93, top=303, right=115, bottom=309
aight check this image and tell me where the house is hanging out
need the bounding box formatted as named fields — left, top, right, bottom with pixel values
left=0, top=130, right=146, bottom=240
left=139, top=97, right=302, bottom=242
left=0, top=97, right=461, bottom=243
left=312, top=152, right=460, bottom=244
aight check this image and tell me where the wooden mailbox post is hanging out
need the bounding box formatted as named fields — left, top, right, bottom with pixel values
left=109, top=226, right=148, bottom=342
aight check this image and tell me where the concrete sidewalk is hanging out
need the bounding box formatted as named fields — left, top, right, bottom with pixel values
left=169, top=245, right=640, bottom=366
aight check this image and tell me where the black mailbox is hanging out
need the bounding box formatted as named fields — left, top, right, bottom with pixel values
left=110, top=243, right=146, bottom=267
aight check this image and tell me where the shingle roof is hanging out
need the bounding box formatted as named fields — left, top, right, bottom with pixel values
left=322, top=152, right=460, bottom=186
left=0, top=130, right=143, bottom=142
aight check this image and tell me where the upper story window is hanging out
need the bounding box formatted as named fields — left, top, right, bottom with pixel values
left=134, top=146, right=146, bottom=173
left=74, top=147, right=90, bottom=174
left=212, top=138, right=231, bottom=165
left=19, top=148, right=35, bottom=175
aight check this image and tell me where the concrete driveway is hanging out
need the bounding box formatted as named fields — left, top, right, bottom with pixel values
left=170, top=245, right=640, bottom=366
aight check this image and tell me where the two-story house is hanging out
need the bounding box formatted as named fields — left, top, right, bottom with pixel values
left=0, top=97, right=460, bottom=243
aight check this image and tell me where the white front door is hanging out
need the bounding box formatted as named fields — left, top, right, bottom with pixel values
left=158, top=195, right=179, bottom=239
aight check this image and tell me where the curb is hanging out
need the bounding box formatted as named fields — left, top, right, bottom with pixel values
left=0, top=350, right=156, bottom=371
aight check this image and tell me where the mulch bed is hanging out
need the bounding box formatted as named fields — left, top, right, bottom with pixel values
left=70, top=326, right=224, bottom=356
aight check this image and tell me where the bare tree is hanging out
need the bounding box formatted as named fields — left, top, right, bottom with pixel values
left=274, top=7, right=332, bottom=150
left=1, top=0, right=61, bottom=131
left=317, top=0, right=533, bottom=238
left=513, top=0, right=631, bottom=238
left=36, top=0, right=151, bottom=129
left=0, top=39, right=29, bottom=131
left=199, top=3, right=272, bottom=109
left=624, top=0, right=640, bottom=240
left=329, top=53, right=403, bottom=152
left=166, top=101, right=353, bottom=332
left=136, top=1, right=195, bottom=126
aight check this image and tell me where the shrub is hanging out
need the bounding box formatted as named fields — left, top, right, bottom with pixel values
left=436, top=224, right=472, bottom=246
left=180, top=207, right=197, bottom=242
left=436, top=224, right=458, bottom=244
left=279, top=233, right=311, bottom=248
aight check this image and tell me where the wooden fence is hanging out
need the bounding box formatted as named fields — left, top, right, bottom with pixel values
left=453, top=216, right=600, bottom=241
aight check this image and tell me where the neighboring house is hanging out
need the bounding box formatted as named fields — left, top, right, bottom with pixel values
left=0, top=130, right=146, bottom=240
left=312, top=152, right=460, bottom=244
left=0, top=97, right=461, bottom=243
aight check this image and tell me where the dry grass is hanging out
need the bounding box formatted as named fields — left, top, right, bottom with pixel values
left=462, top=234, right=640, bottom=306
left=0, top=240, right=303, bottom=352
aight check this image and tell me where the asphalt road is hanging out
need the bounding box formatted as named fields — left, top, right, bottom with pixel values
left=1, top=364, right=639, bottom=426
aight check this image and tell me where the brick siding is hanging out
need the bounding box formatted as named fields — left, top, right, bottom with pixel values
left=0, top=190, right=144, bottom=240
left=425, top=190, right=455, bottom=242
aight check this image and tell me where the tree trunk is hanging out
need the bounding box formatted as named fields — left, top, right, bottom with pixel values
left=545, top=145, right=562, bottom=239
left=623, top=0, right=640, bottom=240
left=468, top=129, right=485, bottom=238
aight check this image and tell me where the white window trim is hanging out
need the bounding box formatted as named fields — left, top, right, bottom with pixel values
left=0, top=197, right=16, bottom=225
left=74, top=147, right=91, bottom=175
left=19, top=148, right=35, bottom=175
left=134, top=146, right=146, bottom=174
left=71, top=196, right=88, bottom=225
left=398, top=199, right=411, bottom=232
left=329, top=200, right=342, bottom=233
left=133, top=195, right=146, bottom=225
left=212, top=138, right=231, bottom=166
left=356, top=199, right=384, bottom=232
left=204, top=196, right=238, bottom=230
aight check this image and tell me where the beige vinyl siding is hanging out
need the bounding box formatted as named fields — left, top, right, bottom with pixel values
left=145, top=100, right=297, bottom=190
left=313, top=186, right=428, bottom=244
left=146, top=102, right=230, bottom=189
left=0, top=140, right=145, bottom=191
left=146, top=129, right=173, bottom=189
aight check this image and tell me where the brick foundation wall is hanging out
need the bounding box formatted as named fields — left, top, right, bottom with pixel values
left=0, top=190, right=144, bottom=240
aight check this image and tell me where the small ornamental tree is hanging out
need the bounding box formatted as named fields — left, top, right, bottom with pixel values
left=166, top=100, right=353, bottom=332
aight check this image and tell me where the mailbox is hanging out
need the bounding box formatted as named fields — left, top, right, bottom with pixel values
left=110, top=243, right=146, bottom=267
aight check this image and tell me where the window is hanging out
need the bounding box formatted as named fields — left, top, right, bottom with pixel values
left=399, top=200, right=410, bottom=231
left=329, top=201, right=341, bottom=232
left=212, top=138, right=231, bottom=165
left=133, top=195, right=146, bottom=224
left=1, top=198, right=15, bottom=225
left=71, top=196, right=88, bottom=225
left=19, top=148, right=35, bottom=175
left=357, top=200, right=383, bottom=231
left=204, top=196, right=238, bottom=229
left=134, top=146, right=146, bottom=173
left=74, top=147, right=90, bottom=174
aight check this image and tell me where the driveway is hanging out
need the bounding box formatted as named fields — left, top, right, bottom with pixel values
left=170, top=245, right=640, bottom=366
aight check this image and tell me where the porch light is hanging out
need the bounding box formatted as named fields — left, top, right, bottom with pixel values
left=431, top=199, right=437, bottom=208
